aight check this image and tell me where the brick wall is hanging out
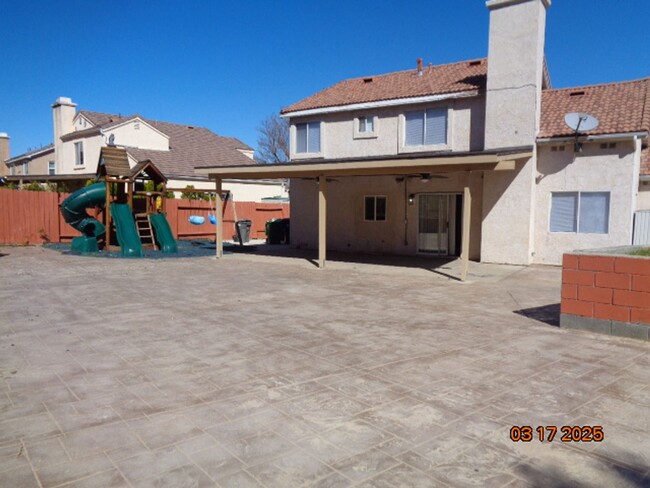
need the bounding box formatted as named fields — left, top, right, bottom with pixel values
left=561, top=253, right=650, bottom=325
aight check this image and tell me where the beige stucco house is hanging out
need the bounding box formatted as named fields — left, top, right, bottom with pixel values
left=3, top=100, right=288, bottom=202
left=198, top=0, right=650, bottom=268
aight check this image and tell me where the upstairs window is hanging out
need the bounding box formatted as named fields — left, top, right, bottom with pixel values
left=74, top=142, right=84, bottom=166
left=296, top=122, right=321, bottom=153
left=22, top=162, right=29, bottom=175
left=358, top=116, right=375, bottom=133
left=48, top=161, right=56, bottom=175
left=364, top=196, right=387, bottom=221
left=550, top=192, right=610, bottom=234
left=405, top=108, right=447, bottom=146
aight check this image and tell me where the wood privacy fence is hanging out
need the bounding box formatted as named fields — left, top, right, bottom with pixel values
left=0, top=189, right=290, bottom=245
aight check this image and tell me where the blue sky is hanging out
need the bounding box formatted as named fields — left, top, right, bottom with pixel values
left=3, top=0, right=649, bottom=157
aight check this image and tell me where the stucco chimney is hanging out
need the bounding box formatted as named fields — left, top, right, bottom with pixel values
left=0, top=133, right=9, bottom=176
left=484, top=0, right=550, bottom=149
left=52, top=97, right=77, bottom=172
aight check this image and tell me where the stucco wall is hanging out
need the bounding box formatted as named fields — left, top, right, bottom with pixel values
left=289, top=172, right=483, bottom=260
left=290, top=96, right=486, bottom=161
left=534, top=142, right=639, bottom=265
left=481, top=157, right=536, bottom=265
left=638, top=182, right=650, bottom=210
left=58, top=135, right=104, bottom=175
left=7, top=150, right=54, bottom=176
left=105, top=120, right=169, bottom=151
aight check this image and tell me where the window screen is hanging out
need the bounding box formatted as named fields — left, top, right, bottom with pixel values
left=579, top=192, right=609, bottom=234
left=405, top=109, right=447, bottom=146
left=296, top=122, right=321, bottom=153
left=550, top=193, right=577, bottom=232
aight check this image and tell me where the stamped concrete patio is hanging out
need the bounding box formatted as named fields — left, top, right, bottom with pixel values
left=0, top=246, right=649, bottom=487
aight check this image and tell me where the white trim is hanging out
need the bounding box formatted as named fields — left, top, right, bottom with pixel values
left=101, top=117, right=170, bottom=141
left=537, top=131, right=648, bottom=144
left=281, top=91, right=478, bottom=118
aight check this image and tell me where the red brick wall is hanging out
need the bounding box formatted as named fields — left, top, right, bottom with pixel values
left=561, top=253, right=650, bottom=325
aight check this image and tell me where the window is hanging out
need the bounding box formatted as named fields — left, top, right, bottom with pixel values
left=22, top=162, right=29, bottom=175
left=10, top=165, right=15, bottom=176
left=296, top=122, right=321, bottom=153
left=74, top=142, right=84, bottom=166
left=364, top=196, right=387, bottom=221
left=358, top=116, right=375, bottom=133
left=405, top=108, right=447, bottom=146
left=48, top=161, right=56, bottom=175
left=550, top=192, right=610, bottom=234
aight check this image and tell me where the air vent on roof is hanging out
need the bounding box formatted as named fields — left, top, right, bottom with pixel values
left=363, top=78, right=373, bottom=83
left=187, top=126, right=194, bottom=129
left=569, top=91, right=586, bottom=96
left=468, top=60, right=481, bottom=66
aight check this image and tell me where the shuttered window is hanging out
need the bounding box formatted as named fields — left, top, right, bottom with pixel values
left=550, top=192, right=610, bottom=234
left=405, top=108, right=447, bottom=146
left=550, top=193, right=577, bottom=232
left=296, top=122, right=321, bottom=153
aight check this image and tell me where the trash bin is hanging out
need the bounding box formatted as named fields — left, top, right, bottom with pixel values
left=235, top=219, right=252, bottom=245
left=266, top=219, right=284, bottom=244
left=280, top=218, right=290, bottom=244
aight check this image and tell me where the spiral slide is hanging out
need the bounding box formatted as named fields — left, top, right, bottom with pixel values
left=60, top=182, right=106, bottom=253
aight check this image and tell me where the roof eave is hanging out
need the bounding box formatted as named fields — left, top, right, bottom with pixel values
left=281, top=90, right=480, bottom=118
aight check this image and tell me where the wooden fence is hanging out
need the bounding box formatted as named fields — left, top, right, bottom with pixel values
left=0, top=189, right=289, bottom=245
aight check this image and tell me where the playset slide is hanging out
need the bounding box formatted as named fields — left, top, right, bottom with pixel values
left=110, top=203, right=144, bottom=257
left=149, top=213, right=178, bottom=254
left=60, top=182, right=106, bottom=253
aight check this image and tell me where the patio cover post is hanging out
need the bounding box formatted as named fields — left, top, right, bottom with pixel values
left=318, top=175, right=327, bottom=269
left=461, top=185, right=472, bottom=281
left=215, top=178, right=223, bottom=259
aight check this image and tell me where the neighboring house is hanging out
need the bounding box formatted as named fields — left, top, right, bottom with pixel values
left=3, top=143, right=55, bottom=178
left=198, top=0, right=649, bottom=267
left=3, top=99, right=288, bottom=202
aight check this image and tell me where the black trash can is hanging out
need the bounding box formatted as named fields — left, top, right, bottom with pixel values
left=280, top=218, right=290, bottom=244
left=266, top=219, right=284, bottom=244
left=235, top=219, right=252, bottom=245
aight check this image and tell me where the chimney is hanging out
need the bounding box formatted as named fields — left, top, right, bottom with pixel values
left=52, top=97, right=77, bottom=172
left=0, top=133, right=9, bottom=176
left=484, top=0, right=550, bottom=149
left=416, top=58, right=423, bottom=76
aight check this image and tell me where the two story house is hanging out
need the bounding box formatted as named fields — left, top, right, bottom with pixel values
left=197, top=0, right=649, bottom=268
left=2, top=99, right=288, bottom=202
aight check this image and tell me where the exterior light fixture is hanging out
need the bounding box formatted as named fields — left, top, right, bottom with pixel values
left=408, top=194, right=415, bottom=205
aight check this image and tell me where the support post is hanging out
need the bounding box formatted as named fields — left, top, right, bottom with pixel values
left=215, top=178, right=223, bottom=259
left=318, top=175, right=327, bottom=269
left=460, top=184, right=472, bottom=281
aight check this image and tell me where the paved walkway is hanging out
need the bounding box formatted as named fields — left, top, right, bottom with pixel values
left=0, top=246, right=648, bottom=487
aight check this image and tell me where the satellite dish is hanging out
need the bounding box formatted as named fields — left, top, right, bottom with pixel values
left=564, top=112, right=599, bottom=153
left=564, top=112, right=599, bottom=132
left=108, top=134, right=115, bottom=146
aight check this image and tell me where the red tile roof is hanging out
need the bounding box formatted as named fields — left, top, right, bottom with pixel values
left=641, top=146, right=650, bottom=176
left=281, top=59, right=487, bottom=114
left=539, top=78, right=650, bottom=138
left=77, top=111, right=255, bottom=178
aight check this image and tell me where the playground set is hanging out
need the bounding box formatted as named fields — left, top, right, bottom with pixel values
left=60, top=146, right=178, bottom=257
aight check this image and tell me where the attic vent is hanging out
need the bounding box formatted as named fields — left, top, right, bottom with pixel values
left=569, top=91, right=586, bottom=96
left=363, top=78, right=373, bottom=83
left=468, top=60, right=481, bottom=66
left=187, top=126, right=194, bottom=129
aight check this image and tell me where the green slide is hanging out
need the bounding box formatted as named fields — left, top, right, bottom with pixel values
left=60, top=182, right=106, bottom=253
left=110, top=203, right=144, bottom=257
left=149, top=213, right=178, bottom=254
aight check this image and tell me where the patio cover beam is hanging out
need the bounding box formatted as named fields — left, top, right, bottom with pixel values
left=215, top=178, right=223, bottom=259
left=195, top=149, right=531, bottom=180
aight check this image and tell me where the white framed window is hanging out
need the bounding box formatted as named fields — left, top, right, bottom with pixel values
left=364, top=195, right=387, bottom=222
left=48, top=161, right=56, bottom=175
left=10, top=165, right=16, bottom=176
left=354, top=115, right=377, bottom=139
left=74, top=142, right=84, bottom=166
left=295, top=121, right=321, bottom=154
left=404, top=108, right=447, bottom=146
left=22, top=162, right=29, bottom=175
left=550, top=192, right=610, bottom=234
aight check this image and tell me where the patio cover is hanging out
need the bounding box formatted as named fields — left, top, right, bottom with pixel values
left=195, top=146, right=533, bottom=280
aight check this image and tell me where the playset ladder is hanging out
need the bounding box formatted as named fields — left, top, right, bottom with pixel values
left=134, top=213, right=157, bottom=250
